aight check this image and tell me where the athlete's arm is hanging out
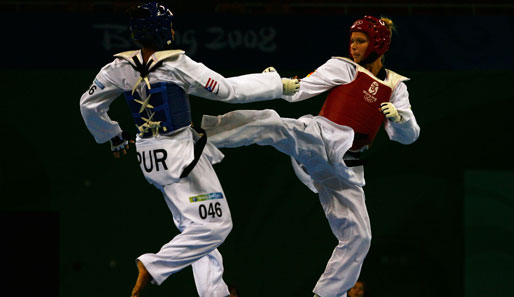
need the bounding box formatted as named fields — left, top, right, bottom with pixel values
left=79, top=65, right=125, bottom=144
left=262, top=66, right=300, bottom=95
left=172, top=54, right=283, bottom=103
left=383, top=82, right=420, bottom=144
left=282, top=58, right=356, bottom=102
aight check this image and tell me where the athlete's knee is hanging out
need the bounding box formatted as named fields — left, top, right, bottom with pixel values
left=259, top=109, right=280, bottom=119
left=209, top=218, right=233, bottom=243
left=252, top=109, right=291, bottom=142
left=257, top=109, right=283, bottom=126
left=353, top=231, right=371, bottom=262
left=219, top=218, right=233, bottom=240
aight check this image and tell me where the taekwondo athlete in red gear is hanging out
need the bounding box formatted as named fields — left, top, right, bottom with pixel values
left=201, top=16, right=420, bottom=297
left=79, top=2, right=299, bottom=297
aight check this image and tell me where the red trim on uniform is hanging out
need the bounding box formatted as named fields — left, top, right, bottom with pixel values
left=205, top=78, right=218, bottom=92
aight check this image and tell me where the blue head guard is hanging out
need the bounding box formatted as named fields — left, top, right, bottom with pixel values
left=129, top=2, right=174, bottom=50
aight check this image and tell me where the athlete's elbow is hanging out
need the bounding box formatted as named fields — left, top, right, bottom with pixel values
left=403, top=130, right=420, bottom=145
left=79, top=105, right=90, bottom=119
left=79, top=99, right=96, bottom=119
left=398, top=137, right=417, bottom=145
left=392, top=129, right=420, bottom=145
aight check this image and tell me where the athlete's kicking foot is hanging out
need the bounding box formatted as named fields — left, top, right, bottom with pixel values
left=131, top=260, right=151, bottom=297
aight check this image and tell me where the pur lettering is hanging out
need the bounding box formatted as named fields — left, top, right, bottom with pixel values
left=136, top=149, right=168, bottom=172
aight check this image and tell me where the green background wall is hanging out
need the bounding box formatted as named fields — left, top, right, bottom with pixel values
left=1, top=67, right=512, bottom=297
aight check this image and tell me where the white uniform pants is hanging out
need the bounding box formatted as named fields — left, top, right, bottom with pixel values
left=138, top=153, right=232, bottom=297
left=202, top=109, right=371, bottom=297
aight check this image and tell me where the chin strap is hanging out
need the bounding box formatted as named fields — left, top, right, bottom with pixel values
left=358, top=52, right=380, bottom=68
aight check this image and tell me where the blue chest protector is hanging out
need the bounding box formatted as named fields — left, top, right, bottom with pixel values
left=124, top=82, right=192, bottom=138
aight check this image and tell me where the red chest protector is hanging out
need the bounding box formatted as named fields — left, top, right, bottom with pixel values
left=319, top=70, right=392, bottom=151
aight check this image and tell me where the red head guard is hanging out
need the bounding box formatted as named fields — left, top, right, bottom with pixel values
left=349, top=16, right=391, bottom=63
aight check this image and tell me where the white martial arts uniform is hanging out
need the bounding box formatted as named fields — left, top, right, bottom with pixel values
left=80, top=49, right=283, bottom=297
left=201, top=57, right=420, bottom=297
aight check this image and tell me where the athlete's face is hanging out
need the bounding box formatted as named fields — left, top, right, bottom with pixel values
left=348, top=281, right=365, bottom=297
left=350, top=32, right=369, bottom=63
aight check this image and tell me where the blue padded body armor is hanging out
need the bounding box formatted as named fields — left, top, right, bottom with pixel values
left=124, top=82, right=191, bottom=138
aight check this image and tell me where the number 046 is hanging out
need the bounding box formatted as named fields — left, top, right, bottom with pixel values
left=199, top=202, right=223, bottom=219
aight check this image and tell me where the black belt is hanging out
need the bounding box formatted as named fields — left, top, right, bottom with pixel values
left=180, top=126, right=207, bottom=178
left=138, top=121, right=192, bottom=139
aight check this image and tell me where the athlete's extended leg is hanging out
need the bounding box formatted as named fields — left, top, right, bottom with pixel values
left=202, top=109, right=329, bottom=173
left=202, top=109, right=305, bottom=149
left=137, top=154, right=232, bottom=297
left=202, top=109, right=355, bottom=183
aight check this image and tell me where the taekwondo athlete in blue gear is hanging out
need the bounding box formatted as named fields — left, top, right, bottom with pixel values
left=78, top=2, right=299, bottom=297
